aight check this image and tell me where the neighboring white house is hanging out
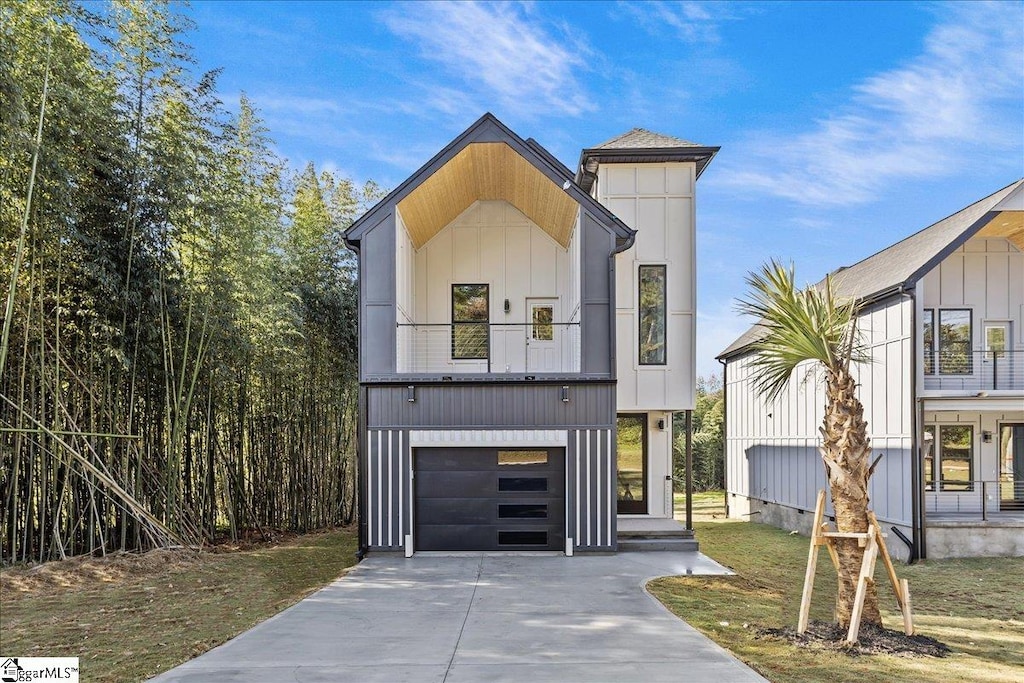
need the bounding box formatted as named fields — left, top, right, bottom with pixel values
left=344, top=114, right=718, bottom=555
left=718, top=180, right=1024, bottom=560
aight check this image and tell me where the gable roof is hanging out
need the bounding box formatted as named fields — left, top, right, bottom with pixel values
left=718, top=178, right=1024, bottom=360
left=343, top=113, right=636, bottom=251
left=576, top=127, right=720, bottom=192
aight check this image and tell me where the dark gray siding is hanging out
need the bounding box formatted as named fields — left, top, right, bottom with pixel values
left=366, top=383, right=615, bottom=429
left=364, top=426, right=615, bottom=553
left=366, top=428, right=409, bottom=551
left=580, top=211, right=616, bottom=377
left=359, top=212, right=397, bottom=378
left=569, top=427, right=616, bottom=551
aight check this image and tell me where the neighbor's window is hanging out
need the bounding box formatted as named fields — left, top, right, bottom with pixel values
left=452, top=284, right=489, bottom=359
left=923, top=309, right=935, bottom=375
left=638, top=265, right=666, bottom=365
left=938, top=425, right=973, bottom=491
left=924, top=425, right=974, bottom=492
left=938, top=309, right=972, bottom=375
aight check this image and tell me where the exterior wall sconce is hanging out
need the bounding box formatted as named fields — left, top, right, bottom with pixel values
left=406, top=385, right=416, bottom=403
left=982, top=430, right=992, bottom=443
left=657, top=418, right=666, bottom=430
left=504, top=298, right=511, bottom=313
left=561, top=386, right=570, bottom=402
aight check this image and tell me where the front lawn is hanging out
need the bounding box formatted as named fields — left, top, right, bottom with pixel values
left=648, top=518, right=1024, bottom=683
left=1, top=528, right=358, bottom=682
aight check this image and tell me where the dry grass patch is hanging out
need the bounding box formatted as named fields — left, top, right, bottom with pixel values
left=1, top=528, right=358, bottom=682
left=648, top=514, right=1024, bottom=683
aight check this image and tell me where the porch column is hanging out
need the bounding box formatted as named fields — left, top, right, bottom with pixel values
left=685, top=409, right=693, bottom=531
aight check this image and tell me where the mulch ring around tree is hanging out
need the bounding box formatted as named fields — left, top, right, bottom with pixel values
left=757, top=620, right=951, bottom=657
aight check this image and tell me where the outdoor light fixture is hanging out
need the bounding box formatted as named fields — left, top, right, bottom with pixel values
left=406, top=385, right=416, bottom=403
left=561, top=386, right=570, bottom=402
left=983, top=430, right=992, bottom=443
left=657, top=419, right=666, bottom=430
left=504, top=298, right=511, bottom=313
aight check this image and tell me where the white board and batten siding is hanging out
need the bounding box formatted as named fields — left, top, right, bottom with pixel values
left=600, top=163, right=696, bottom=412
left=364, top=427, right=616, bottom=553
left=397, top=200, right=580, bottom=374
left=726, top=296, right=914, bottom=527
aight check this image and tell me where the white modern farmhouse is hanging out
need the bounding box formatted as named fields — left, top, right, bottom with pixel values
left=719, top=180, right=1024, bottom=560
left=343, top=113, right=717, bottom=555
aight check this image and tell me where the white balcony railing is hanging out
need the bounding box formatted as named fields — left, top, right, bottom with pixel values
left=396, top=323, right=581, bottom=375
left=923, top=350, right=1023, bottom=393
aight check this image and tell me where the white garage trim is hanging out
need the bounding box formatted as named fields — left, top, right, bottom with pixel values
left=408, top=429, right=568, bottom=447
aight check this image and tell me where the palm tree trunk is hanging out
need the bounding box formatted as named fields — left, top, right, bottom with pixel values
left=822, top=368, right=882, bottom=628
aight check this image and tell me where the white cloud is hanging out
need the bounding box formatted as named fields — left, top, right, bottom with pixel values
left=617, top=1, right=734, bottom=44
left=721, top=2, right=1024, bottom=207
left=382, top=1, right=594, bottom=118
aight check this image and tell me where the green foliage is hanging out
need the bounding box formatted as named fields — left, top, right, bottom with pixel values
left=0, top=1, right=373, bottom=562
left=673, top=375, right=725, bottom=492
left=736, top=259, right=868, bottom=400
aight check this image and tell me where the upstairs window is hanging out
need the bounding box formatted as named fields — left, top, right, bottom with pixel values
left=923, top=309, right=935, bottom=375
left=938, top=309, right=972, bottom=375
left=452, top=284, right=489, bottom=359
left=638, top=265, right=666, bottom=365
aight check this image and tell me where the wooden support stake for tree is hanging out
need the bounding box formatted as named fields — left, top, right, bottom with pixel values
left=846, top=525, right=879, bottom=644
left=798, top=490, right=827, bottom=634
left=867, top=510, right=914, bottom=635
left=901, top=579, right=913, bottom=636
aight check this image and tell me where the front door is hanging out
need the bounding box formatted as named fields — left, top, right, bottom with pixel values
left=983, top=322, right=1012, bottom=389
left=1000, top=424, right=1024, bottom=510
left=617, top=414, right=647, bottom=514
left=526, top=298, right=558, bottom=372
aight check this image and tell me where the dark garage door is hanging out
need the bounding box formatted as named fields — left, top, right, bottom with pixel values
left=415, top=447, right=565, bottom=551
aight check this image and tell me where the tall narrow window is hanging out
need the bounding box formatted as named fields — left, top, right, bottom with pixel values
left=452, top=284, right=489, bottom=359
left=922, top=309, right=935, bottom=375
left=939, top=425, right=973, bottom=491
left=638, top=265, right=666, bottom=365
left=938, top=309, right=971, bottom=375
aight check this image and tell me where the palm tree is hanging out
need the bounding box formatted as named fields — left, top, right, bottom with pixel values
left=738, top=260, right=881, bottom=629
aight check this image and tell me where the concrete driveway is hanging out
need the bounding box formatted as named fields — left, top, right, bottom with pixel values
left=151, top=552, right=766, bottom=682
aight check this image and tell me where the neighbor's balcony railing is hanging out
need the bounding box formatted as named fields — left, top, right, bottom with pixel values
left=923, top=350, right=1024, bottom=392
left=396, top=322, right=581, bottom=375
left=925, top=479, right=1024, bottom=521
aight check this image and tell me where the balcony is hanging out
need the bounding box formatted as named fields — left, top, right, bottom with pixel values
left=923, top=350, right=1024, bottom=393
left=396, top=322, right=581, bottom=376
left=925, top=479, right=1024, bottom=522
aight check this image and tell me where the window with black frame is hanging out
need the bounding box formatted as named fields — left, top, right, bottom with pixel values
left=938, top=309, right=971, bottom=375
left=452, top=284, right=489, bottom=360
left=638, top=265, right=666, bottom=365
left=923, top=424, right=975, bottom=492
left=923, top=309, right=935, bottom=375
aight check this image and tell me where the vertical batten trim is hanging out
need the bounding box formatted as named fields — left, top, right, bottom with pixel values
left=387, top=430, right=394, bottom=547
left=602, top=430, right=610, bottom=548
left=367, top=430, right=374, bottom=547
left=376, top=430, right=383, bottom=547
left=586, top=429, right=592, bottom=547
left=398, top=430, right=404, bottom=544
left=593, top=428, right=598, bottom=544
left=575, top=430, right=581, bottom=548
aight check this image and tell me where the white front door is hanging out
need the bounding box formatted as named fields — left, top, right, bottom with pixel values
left=526, top=299, right=558, bottom=372
left=983, top=321, right=1012, bottom=390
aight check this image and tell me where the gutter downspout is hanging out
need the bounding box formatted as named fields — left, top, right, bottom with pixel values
left=900, top=285, right=923, bottom=563
left=719, top=357, right=729, bottom=518
left=345, top=237, right=369, bottom=562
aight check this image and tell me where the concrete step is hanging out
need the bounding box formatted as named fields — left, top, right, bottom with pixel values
left=617, top=537, right=700, bottom=552
left=617, top=528, right=695, bottom=539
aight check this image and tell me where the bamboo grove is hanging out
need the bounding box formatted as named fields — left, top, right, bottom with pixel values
left=1, top=1, right=378, bottom=563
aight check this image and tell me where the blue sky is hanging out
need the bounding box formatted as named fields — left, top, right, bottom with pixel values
left=185, top=1, right=1024, bottom=378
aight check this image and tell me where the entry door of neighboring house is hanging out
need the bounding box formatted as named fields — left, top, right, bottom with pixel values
left=526, top=298, right=558, bottom=373
left=983, top=322, right=1012, bottom=390
left=1000, top=424, right=1024, bottom=510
